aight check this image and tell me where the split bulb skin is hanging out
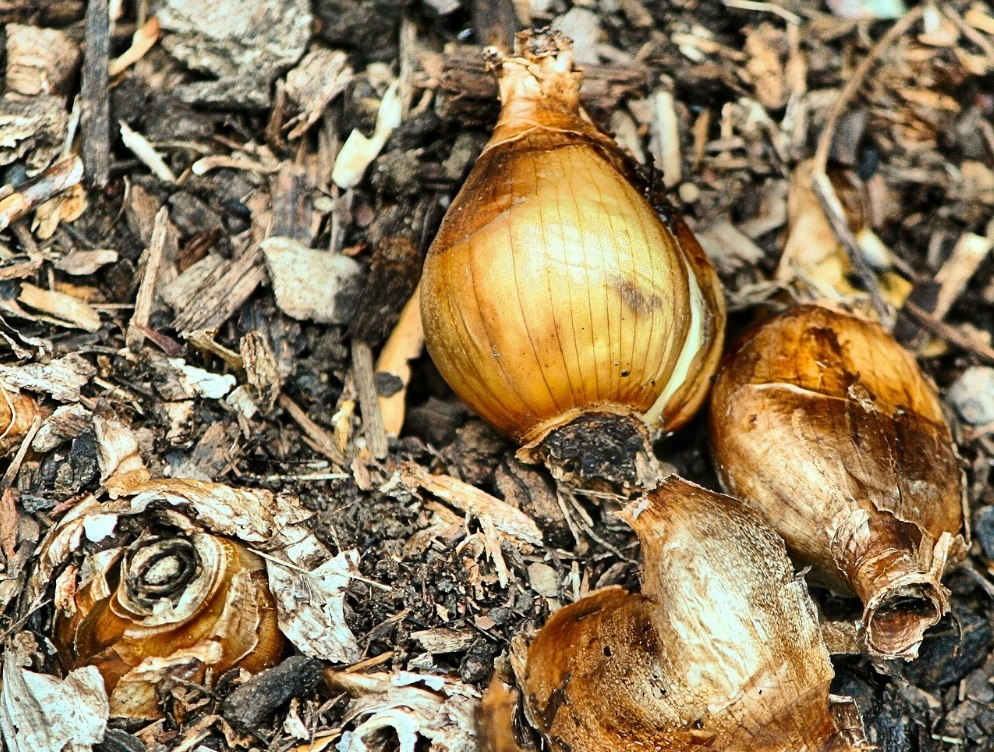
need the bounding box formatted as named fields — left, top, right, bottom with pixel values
left=420, top=32, right=725, bottom=453
left=709, top=303, right=966, bottom=661
left=524, top=476, right=856, bottom=752
left=54, top=532, right=287, bottom=719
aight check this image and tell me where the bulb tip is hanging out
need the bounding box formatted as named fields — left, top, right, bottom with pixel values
left=862, top=577, right=948, bottom=661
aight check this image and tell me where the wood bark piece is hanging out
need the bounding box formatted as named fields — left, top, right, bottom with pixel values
left=0, top=96, right=68, bottom=173
left=127, top=206, right=171, bottom=351
left=81, top=0, right=111, bottom=187
left=352, top=339, right=388, bottom=459
left=0, top=156, right=83, bottom=232
left=170, top=245, right=266, bottom=333
left=5, top=24, right=80, bottom=96
left=269, top=162, right=312, bottom=241
left=471, top=0, right=518, bottom=52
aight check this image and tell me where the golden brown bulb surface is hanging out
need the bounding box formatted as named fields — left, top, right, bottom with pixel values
left=53, top=531, right=287, bottom=720
left=421, top=32, right=724, bottom=445
left=709, top=303, right=965, bottom=661
left=524, top=476, right=859, bottom=752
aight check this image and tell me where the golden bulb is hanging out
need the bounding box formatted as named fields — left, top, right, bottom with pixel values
left=420, top=31, right=725, bottom=451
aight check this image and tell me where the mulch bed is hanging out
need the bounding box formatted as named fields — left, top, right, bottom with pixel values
left=0, top=0, right=993, bottom=750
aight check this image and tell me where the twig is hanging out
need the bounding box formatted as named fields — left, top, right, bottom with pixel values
left=902, top=301, right=994, bottom=364
left=119, top=121, right=177, bottom=183
left=127, top=207, right=170, bottom=351
left=722, top=0, right=802, bottom=25
left=959, top=558, right=994, bottom=601
left=0, top=157, right=84, bottom=232
left=81, top=0, right=111, bottom=187
left=810, top=7, right=924, bottom=324
left=351, top=340, right=388, bottom=460
left=812, top=7, right=924, bottom=173
left=944, top=5, right=994, bottom=67
left=278, top=393, right=348, bottom=467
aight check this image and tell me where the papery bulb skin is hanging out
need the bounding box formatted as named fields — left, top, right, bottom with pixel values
left=709, top=303, right=966, bottom=661
left=53, top=531, right=288, bottom=720
left=420, top=30, right=725, bottom=450
left=524, top=476, right=860, bottom=752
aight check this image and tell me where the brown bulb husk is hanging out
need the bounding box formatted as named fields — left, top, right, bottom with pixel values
left=524, top=476, right=863, bottom=752
left=709, top=303, right=966, bottom=661
left=421, top=31, right=725, bottom=455
left=53, top=529, right=287, bottom=720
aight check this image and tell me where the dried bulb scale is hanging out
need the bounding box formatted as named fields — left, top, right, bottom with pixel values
left=524, top=476, right=865, bottom=752
left=709, top=303, right=966, bottom=661
left=777, top=161, right=909, bottom=307
left=53, top=530, right=287, bottom=720
left=420, top=30, right=725, bottom=483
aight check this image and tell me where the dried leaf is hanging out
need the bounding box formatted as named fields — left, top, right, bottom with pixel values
left=327, top=671, right=479, bottom=752
left=400, top=463, right=543, bottom=547
left=266, top=549, right=362, bottom=663
left=0, top=635, right=108, bottom=752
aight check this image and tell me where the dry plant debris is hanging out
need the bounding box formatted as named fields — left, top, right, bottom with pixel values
left=0, top=1, right=990, bottom=751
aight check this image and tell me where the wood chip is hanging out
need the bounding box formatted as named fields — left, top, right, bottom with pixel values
left=54, top=249, right=119, bottom=276
left=285, top=49, right=352, bottom=140
left=170, top=244, right=266, bottom=334
left=352, top=340, right=388, bottom=460
left=932, top=232, right=994, bottom=320
left=261, top=237, right=362, bottom=324
left=0, top=156, right=83, bottom=232
left=81, top=0, right=110, bottom=187
left=127, top=206, right=171, bottom=351
left=5, top=24, right=81, bottom=96
left=18, top=283, right=101, bottom=332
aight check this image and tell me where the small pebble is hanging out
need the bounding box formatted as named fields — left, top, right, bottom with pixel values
left=948, top=366, right=994, bottom=424
left=678, top=182, right=700, bottom=203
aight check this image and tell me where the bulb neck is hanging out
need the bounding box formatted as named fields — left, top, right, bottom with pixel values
left=831, top=507, right=950, bottom=660
left=517, top=411, right=659, bottom=496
